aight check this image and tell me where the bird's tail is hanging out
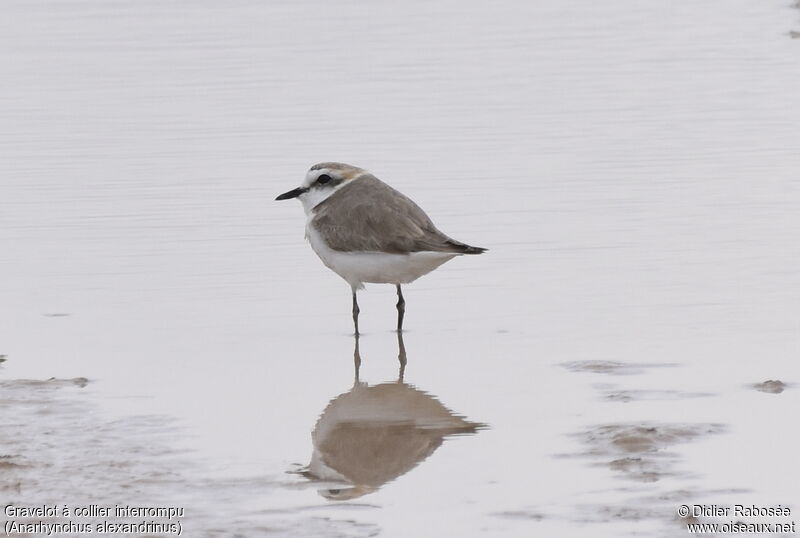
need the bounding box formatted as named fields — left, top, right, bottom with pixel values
left=445, top=240, right=487, bottom=255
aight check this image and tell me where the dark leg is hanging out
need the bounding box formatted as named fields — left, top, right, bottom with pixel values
left=352, top=291, right=360, bottom=336
left=396, top=284, right=405, bottom=333
left=397, top=331, right=407, bottom=382
left=353, top=334, right=361, bottom=383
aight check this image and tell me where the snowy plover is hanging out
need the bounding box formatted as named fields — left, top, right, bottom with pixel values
left=276, top=162, right=486, bottom=334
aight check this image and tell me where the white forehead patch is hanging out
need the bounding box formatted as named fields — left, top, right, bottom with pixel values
left=298, top=169, right=353, bottom=215
left=302, top=168, right=333, bottom=188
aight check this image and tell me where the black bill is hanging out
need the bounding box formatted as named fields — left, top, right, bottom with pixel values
left=275, top=187, right=308, bottom=200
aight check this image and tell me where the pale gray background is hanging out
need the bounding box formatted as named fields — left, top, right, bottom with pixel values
left=1, top=0, right=798, bottom=536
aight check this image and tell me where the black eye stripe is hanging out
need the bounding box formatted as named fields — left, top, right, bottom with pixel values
left=316, top=174, right=332, bottom=185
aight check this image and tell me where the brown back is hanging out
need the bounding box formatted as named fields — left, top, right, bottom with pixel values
left=312, top=174, right=481, bottom=254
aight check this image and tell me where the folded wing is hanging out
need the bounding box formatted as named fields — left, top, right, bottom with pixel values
left=312, top=175, right=485, bottom=255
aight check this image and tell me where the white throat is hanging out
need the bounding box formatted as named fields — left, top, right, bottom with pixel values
left=299, top=180, right=352, bottom=216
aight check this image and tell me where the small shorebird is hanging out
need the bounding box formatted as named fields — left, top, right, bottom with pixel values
left=276, top=162, right=486, bottom=334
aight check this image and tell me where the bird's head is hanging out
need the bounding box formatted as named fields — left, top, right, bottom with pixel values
left=276, top=162, right=367, bottom=213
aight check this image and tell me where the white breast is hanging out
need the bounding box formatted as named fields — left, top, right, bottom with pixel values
left=306, top=222, right=456, bottom=290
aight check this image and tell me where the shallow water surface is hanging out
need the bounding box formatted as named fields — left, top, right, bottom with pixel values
left=1, top=0, right=799, bottom=536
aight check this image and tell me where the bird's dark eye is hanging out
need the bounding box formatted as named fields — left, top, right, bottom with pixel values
left=317, top=174, right=332, bottom=185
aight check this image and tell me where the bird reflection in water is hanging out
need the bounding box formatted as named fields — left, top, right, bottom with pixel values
left=300, top=333, right=485, bottom=500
